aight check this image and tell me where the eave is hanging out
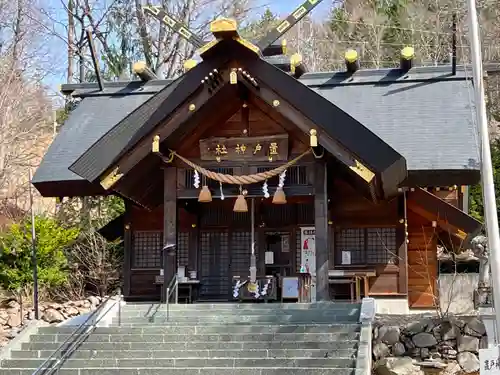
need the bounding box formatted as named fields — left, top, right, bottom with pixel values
left=407, top=187, right=482, bottom=243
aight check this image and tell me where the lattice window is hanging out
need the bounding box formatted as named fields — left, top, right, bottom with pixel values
left=335, top=228, right=365, bottom=264
left=177, top=232, right=189, bottom=267
left=132, top=231, right=162, bottom=268
left=230, top=232, right=252, bottom=276
left=334, top=227, right=397, bottom=265
left=199, top=231, right=230, bottom=298
left=366, top=228, right=397, bottom=264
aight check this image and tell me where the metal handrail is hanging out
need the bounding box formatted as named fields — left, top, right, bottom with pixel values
left=31, top=288, right=122, bottom=375
left=165, top=274, right=178, bottom=321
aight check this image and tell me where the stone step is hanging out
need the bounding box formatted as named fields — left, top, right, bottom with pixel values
left=11, top=348, right=357, bottom=359
left=109, top=322, right=359, bottom=328
left=122, top=303, right=360, bottom=311
left=0, top=367, right=356, bottom=375
left=29, top=332, right=360, bottom=343
left=22, top=340, right=358, bottom=351
left=119, top=309, right=360, bottom=317
left=38, top=324, right=359, bottom=335
left=1, top=358, right=356, bottom=369
left=112, top=316, right=359, bottom=324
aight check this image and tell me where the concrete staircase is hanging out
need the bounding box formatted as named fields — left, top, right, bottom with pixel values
left=0, top=302, right=364, bottom=375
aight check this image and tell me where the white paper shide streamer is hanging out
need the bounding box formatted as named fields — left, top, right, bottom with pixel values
left=219, top=182, right=225, bottom=200
left=262, top=180, right=270, bottom=198
left=193, top=170, right=200, bottom=189
left=261, top=278, right=271, bottom=296
left=278, top=170, right=286, bottom=189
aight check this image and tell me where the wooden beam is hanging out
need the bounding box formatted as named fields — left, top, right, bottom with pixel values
left=86, top=28, right=105, bottom=91
left=161, top=167, right=177, bottom=303
left=397, top=194, right=408, bottom=294
left=315, top=160, right=329, bottom=301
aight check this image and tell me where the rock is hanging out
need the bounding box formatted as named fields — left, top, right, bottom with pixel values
left=393, top=342, right=406, bottom=356
left=457, top=334, right=479, bottom=353
left=480, top=335, right=488, bottom=349
left=416, top=360, right=446, bottom=369
left=379, top=326, right=401, bottom=345
left=401, top=336, right=415, bottom=350
left=412, top=333, right=437, bottom=348
left=403, top=321, right=429, bottom=336
left=457, top=352, right=480, bottom=373
left=87, top=296, right=100, bottom=306
left=441, top=322, right=458, bottom=340
left=373, top=326, right=380, bottom=340
left=74, top=300, right=85, bottom=307
left=6, top=300, right=20, bottom=309
left=42, top=308, right=64, bottom=323
left=450, top=317, right=467, bottom=329
left=375, top=357, right=424, bottom=375
left=464, top=317, right=486, bottom=337
left=6, top=313, right=21, bottom=328
left=65, top=306, right=79, bottom=316
left=420, top=348, right=430, bottom=359
left=443, top=361, right=461, bottom=375
left=374, top=342, right=391, bottom=359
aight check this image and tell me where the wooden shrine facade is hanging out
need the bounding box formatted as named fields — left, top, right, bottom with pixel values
left=33, top=18, right=483, bottom=309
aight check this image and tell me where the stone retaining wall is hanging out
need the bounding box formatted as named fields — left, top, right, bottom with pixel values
left=373, top=315, right=487, bottom=375
left=0, top=296, right=103, bottom=347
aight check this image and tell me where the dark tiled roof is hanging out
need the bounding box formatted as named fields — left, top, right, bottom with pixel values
left=32, top=91, right=156, bottom=184
left=33, top=65, right=479, bottom=190
left=300, top=66, right=479, bottom=172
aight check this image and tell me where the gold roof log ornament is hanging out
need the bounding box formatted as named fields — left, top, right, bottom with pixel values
left=210, top=18, right=238, bottom=39
left=400, top=46, right=415, bottom=72
left=132, top=61, right=158, bottom=82
left=344, top=49, right=360, bottom=74
left=184, top=59, right=198, bottom=72
left=290, top=53, right=307, bottom=79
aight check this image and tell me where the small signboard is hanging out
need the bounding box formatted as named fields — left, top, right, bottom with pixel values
left=282, top=277, right=299, bottom=299
left=479, top=345, right=500, bottom=375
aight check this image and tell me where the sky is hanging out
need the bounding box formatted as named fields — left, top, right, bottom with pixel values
left=44, top=0, right=333, bottom=99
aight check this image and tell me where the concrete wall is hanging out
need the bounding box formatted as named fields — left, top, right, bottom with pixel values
left=438, top=273, right=478, bottom=315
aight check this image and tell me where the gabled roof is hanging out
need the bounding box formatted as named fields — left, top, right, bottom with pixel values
left=33, top=63, right=480, bottom=198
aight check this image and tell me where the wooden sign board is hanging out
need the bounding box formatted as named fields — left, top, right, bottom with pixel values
left=199, top=134, right=289, bottom=162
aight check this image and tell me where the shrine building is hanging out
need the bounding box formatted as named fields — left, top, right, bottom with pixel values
left=32, top=16, right=482, bottom=313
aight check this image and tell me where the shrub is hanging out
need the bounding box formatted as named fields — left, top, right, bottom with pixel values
left=0, top=216, right=79, bottom=295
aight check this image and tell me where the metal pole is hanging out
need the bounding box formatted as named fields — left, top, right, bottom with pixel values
left=467, top=0, right=500, bottom=340
left=28, top=169, right=39, bottom=320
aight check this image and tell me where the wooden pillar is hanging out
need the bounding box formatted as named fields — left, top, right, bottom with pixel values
left=123, top=202, right=132, bottom=300
left=314, top=160, right=330, bottom=301
left=397, top=192, right=408, bottom=294
left=162, top=167, right=177, bottom=303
